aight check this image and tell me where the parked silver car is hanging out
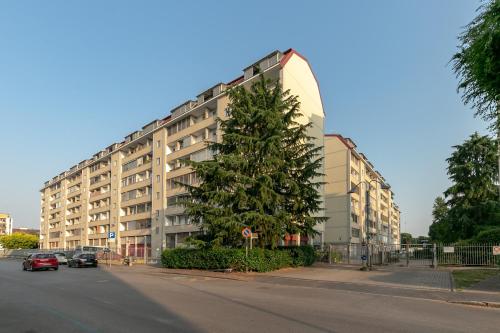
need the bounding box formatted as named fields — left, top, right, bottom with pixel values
left=53, top=252, right=68, bottom=265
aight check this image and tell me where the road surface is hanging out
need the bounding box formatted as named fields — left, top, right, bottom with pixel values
left=1, top=258, right=499, bottom=333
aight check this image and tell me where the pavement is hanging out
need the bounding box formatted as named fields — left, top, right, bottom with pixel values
left=2, top=258, right=500, bottom=333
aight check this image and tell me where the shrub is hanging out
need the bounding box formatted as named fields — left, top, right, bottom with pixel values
left=279, top=245, right=316, bottom=266
left=161, top=246, right=314, bottom=272
left=0, top=233, right=38, bottom=249
left=473, top=227, right=500, bottom=244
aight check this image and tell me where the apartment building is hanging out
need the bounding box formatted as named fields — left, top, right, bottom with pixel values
left=40, top=49, right=325, bottom=258
left=0, top=213, right=13, bottom=235
left=324, top=134, right=401, bottom=245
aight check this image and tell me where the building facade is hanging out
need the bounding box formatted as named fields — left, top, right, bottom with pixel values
left=0, top=213, right=13, bottom=235
left=12, top=228, right=39, bottom=235
left=324, top=134, right=400, bottom=245
left=40, top=49, right=325, bottom=258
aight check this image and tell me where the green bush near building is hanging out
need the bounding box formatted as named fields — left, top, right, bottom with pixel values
left=161, top=246, right=315, bottom=272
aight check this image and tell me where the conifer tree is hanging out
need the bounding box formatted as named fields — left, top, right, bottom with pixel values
left=183, top=75, right=325, bottom=248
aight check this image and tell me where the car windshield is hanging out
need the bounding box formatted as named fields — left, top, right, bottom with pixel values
left=55, top=253, right=65, bottom=257
left=35, top=254, right=56, bottom=259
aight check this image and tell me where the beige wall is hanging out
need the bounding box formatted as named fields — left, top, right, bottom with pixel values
left=323, top=135, right=401, bottom=244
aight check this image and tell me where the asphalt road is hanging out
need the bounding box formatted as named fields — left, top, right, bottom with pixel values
left=1, top=259, right=500, bottom=333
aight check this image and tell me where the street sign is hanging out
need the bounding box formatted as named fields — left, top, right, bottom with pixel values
left=241, top=227, right=252, bottom=238
left=361, top=255, right=367, bottom=260
left=493, top=246, right=500, bottom=256
left=108, top=231, right=116, bottom=239
left=443, top=246, right=454, bottom=253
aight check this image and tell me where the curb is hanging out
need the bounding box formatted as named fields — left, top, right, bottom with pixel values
left=448, top=300, right=500, bottom=308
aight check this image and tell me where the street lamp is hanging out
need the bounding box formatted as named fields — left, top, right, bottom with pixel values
left=348, top=178, right=390, bottom=270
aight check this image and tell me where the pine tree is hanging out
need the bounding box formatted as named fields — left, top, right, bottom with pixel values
left=182, top=75, right=325, bottom=248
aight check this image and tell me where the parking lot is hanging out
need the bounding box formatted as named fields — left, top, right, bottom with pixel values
left=1, top=258, right=500, bottom=333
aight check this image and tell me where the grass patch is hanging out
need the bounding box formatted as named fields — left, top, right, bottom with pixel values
left=452, top=269, right=500, bottom=289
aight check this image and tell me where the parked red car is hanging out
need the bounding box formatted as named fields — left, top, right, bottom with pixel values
left=22, top=253, right=59, bottom=271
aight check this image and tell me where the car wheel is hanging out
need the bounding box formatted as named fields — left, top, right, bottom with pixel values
left=23, top=265, right=26, bottom=271
left=54, top=266, right=58, bottom=271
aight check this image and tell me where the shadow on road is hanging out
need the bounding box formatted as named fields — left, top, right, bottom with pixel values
left=0, top=258, right=201, bottom=333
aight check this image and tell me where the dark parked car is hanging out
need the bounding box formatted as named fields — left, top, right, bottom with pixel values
left=23, top=253, right=59, bottom=271
left=68, top=253, right=98, bottom=268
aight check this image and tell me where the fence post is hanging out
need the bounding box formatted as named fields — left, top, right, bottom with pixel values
left=432, top=243, right=437, bottom=268
left=406, top=243, right=409, bottom=267
left=347, top=243, right=351, bottom=265
left=328, top=244, right=332, bottom=265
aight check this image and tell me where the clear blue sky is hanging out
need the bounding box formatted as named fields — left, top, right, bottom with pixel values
left=0, top=1, right=488, bottom=235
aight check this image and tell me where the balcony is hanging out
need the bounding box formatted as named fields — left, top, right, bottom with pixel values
left=120, top=228, right=151, bottom=237
left=88, top=205, right=110, bottom=215
left=120, top=211, right=151, bottom=223
left=121, top=194, right=152, bottom=208
left=66, top=201, right=81, bottom=209
left=88, top=219, right=110, bottom=227
left=89, top=191, right=111, bottom=202
left=167, top=141, right=206, bottom=162
left=121, top=178, right=152, bottom=192
left=121, top=161, right=152, bottom=179
left=167, top=115, right=216, bottom=144
left=89, top=177, right=111, bottom=191
left=67, top=188, right=82, bottom=199
left=122, top=145, right=153, bottom=165
left=89, top=163, right=111, bottom=177
left=66, top=211, right=81, bottom=220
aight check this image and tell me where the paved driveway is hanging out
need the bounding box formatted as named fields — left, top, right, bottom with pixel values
left=261, top=265, right=452, bottom=290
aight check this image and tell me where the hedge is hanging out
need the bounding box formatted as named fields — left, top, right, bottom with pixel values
left=161, top=246, right=315, bottom=272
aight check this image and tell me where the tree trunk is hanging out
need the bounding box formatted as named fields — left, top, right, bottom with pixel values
left=498, top=105, right=500, bottom=201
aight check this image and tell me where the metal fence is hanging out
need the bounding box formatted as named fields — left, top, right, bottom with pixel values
left=325, top=243, right=500, bottom=267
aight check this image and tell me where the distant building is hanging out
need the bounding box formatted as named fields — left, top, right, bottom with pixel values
left=324, top=134, right=401, bottom=245
left=0, top=213, right=13, bottom=235
left=12, top=227, right=39, bottom=235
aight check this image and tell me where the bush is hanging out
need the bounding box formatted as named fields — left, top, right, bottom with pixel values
left=161, top=246, right=314, bottom=272
left=279, top=245, right=316, bottom=266
left=0, top=233, right=38, bottom=249
left=473, top=227, right=500, bottom=244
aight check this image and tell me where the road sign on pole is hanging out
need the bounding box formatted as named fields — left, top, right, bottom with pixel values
left=241, top=227, right=252, bottom=238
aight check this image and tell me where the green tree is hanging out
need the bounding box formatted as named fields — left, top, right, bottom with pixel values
left=451, top=0, right=500, bottom=195
left=445, top=133, right=498, bottom=207
left=428, top=133, right=500, bottom=242
left=183, top=76, right=325, bottom=248
left=400, top=233, right=413, bottom=244
left=452, top=0, right=500, bottom=121
left=0, top=233, right=39, bottom=249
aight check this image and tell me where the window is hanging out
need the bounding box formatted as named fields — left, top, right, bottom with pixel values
left=156, top=192, right=160, bottom=200
left=351, top=228, right=360, bottom=238
left=156, top=140, right=161, bottom=148
left=156, top=175, right=160, bottom=183
left=156, top=158, right=160, bottom=165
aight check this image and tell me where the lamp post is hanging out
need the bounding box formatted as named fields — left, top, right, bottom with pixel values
left=348, top=179, right=390, bottom=270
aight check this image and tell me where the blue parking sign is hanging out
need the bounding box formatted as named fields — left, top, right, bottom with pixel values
left=108, top=231, right=116, bottom=239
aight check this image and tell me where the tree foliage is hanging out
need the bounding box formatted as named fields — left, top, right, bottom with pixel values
left=451, top=0, right=500, bottom=125
left=429, top=133, right=500, bottom=242
left=0, top=233, right=39, bottom=249
left=183, top=75, right=325, bottom=248
left=400, top=233, right=413, bottom=244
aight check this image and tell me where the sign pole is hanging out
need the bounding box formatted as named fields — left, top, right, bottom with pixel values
left=245, top=237, right=248, bottom=273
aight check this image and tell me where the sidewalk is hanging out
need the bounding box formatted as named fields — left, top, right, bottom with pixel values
left=259, top=264, right=453, bottom=291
